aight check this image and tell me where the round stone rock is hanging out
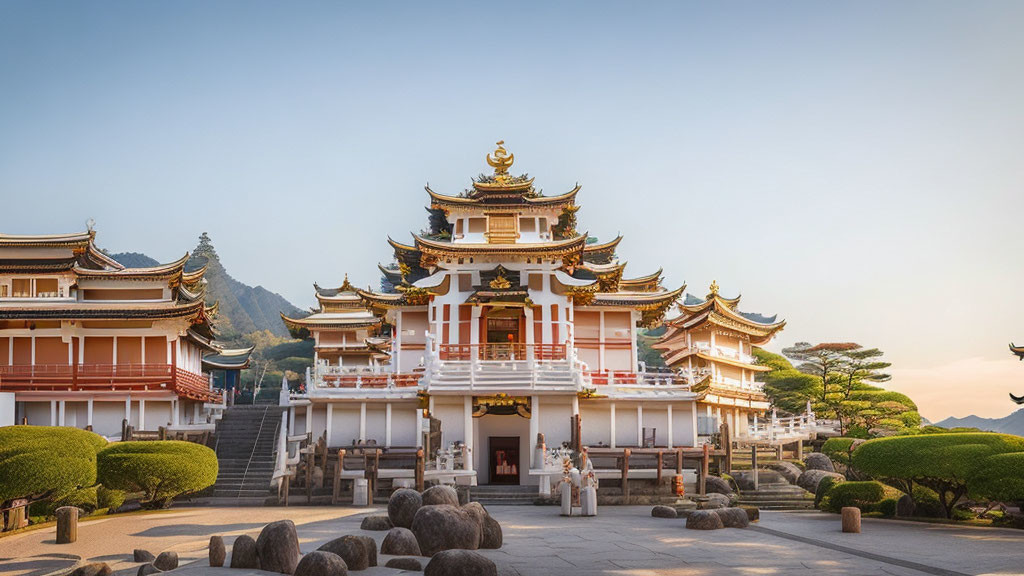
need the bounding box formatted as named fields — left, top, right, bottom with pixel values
left=424, top=549, right=497, bottom=576
left=481, top=514, right=502, bottom=549
left=422, top=485, right=460, bottom=507
left=318, top=536, right=369, bottom=571
left=256, top=520, right=301, bottom=575
left=686, top=509, right=725, bottom=530
left=704, top=475, right=734, bottom=496
left=385, top=557, right=423, bottom=571
left=294, top=550, right=349, bottom=576
left=804, top=453, right=835, bottom=472
left=133, top=550, right=155, bottom=563
left=69, top=563, right=112, bottom=576
left=153, top=552, right=178, bottom=571
left=230, top=535, right=261, bottom=570
left=714, top=507, right=751, bottom=528
left=136, top=564, right=160, bottom=576
left=388, top=488, right=423, bottom=529
left=651, top=505, right=677, bottom=518
left=796, top=470, right=845, bottom=493
left=411, top=504, right=481, bottom=556
left=359, top=514, right=392, bottom=531
left=381, top=527, right=421, bottom=556
left=767, top=461, right=803, bottom=485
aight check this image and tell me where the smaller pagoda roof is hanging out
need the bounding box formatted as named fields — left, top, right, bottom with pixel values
left=412, top=231, right=589, bottom=259
left=1011, top=343, right=1024, bottom=359
left=582, top=236, right=622, bottom=265
left=281, top=310, right=380, bottom=330
left=663, top=282, right=786, bottom=344
left=619, top=268, right=663, bottom=292
left=74, top=252, right=190, bottom=281
left=202, top=346, right=255, bottom=371
left=0, top=230, right=126, bottom=271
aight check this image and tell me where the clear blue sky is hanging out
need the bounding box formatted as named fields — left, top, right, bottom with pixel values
left=2, top=1, right=1023, bottom=420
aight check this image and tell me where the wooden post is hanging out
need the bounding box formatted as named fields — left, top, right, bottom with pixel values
left=281, top=474, right=290, bottom=506
left=656, top=450, right=663, bottom=485
left=305, top=447, right=314, bottom=503
left=675, top=447, right=683, bottom=475
left=332, top=449, right=345, bottom=505
left=158, top=426, right=166, bottom=440
left=777, top=444, right=784, bottom=460
left=700, top=443, right=709, bottom=496
left=415, top=449, right=425, bottom=492
left=55, top=506, right=78, bottom=544
left=751, top=444, right=759, bottom=491
left=795, top=439, right=804, bottom=461
left=621, top=448, right=631, bottom=501
left=720, top=421, right=732, bottom=474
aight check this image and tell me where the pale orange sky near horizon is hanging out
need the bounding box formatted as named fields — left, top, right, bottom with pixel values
left=2, top=2, right=1023, bottom=421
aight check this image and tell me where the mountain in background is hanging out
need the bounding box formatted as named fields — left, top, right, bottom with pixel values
left=935, top=409, right=1024, bottom=436
left=110, top=233, right=304, bottom=340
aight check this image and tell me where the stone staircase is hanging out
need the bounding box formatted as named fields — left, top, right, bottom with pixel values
left=732, top=469, right=816, bottom=510
left=469, top=484, right=539, bottom=505
left=212, top=405, right=283, bottom=501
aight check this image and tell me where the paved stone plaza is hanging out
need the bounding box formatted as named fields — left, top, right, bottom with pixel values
left=1, top=506, right=1021, bottom=576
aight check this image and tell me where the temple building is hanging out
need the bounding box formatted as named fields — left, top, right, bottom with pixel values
left=0, top=230, right=239, bottom=435
left=653, top=283, right=786, bottom=439
left=283, top=142, right=776, bottom=489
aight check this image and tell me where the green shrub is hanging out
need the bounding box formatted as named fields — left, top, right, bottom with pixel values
left=912, top=486, right=947, bottom=518
left=29, top=486, right=98, bottom=517
left=97, top=485, right=126, bottom=512
left=97, top=441, right=218, bottom=509
left=822, top=438, right=857, bottom=468
left=0, top=426, right=107, bottom=504
left=815, top=475, right=843, bottom=509
left=824, top=481, right=886, bottom=512
left=874, top=498, right=898, bottom=517
left=852, top=433, right=1024, bottom=518
left=967, top=452, right=1024, bottom=503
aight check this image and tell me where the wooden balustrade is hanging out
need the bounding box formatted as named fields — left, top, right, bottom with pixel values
left=318, top=372, right=424, bottom=389
left=0, top=363, right=220, bottom=402
left=437, top=343, right=567, bottom=361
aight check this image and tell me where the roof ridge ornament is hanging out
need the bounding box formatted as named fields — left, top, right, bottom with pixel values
left=708, top=280, right=720, bottom=298
left=486, top=140, right=514, bottom=181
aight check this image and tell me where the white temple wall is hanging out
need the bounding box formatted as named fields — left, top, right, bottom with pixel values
left=331, top=405, right=361, bottom=445
left=537, top=397, right=572, bottom=448
left=615, top=402, right=639, bottom=447
left=390, top=406, right=418, bottom=446
left=432, top=398, right=466, bottom=447
left=92, top=402, right=126, bottom=436
left=672, top=403, right=697, bottom=446
left=643, top=406, right=669, bottom=446
left=580, top=403, right=610, bottom=446
left=365, top=405, right=386, bottom=444
left=310, top=404, right=327, bottom=441
left=24, top=401, right=51, bottom=426
left=0, top=393, right=15, bottom=426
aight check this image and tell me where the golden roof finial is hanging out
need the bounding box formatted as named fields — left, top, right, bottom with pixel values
left=708, top=280, right=720, bottom=298
left=340, top=273, right=355, bottom=292
left=486, top=140, right=514, bottom=179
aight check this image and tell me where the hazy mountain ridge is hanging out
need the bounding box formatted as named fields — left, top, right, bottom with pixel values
left=935, top=409, right=1024, bottom=436
left=110, top=238, right=303, bottom=339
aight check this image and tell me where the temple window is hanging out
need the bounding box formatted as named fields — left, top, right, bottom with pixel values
left=35, top=279, right=58, bottom=297
left=519, top=218, right=536, bottom=232
left=12, top=279, right=31, bottom=298
left=468, top=218, right=486, bottom=233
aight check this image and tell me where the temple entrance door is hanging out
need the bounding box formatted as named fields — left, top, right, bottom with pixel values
left=488, top=436, right=521, bottom=485
left=484, top=308, right=523, bottom=360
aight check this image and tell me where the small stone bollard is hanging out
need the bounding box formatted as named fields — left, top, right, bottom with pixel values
left=353, top=478, right=369, bottom=506
left=55, top=506, right=79, bottom=544
left=841, top=507, right=861, bottom=533
left=209, top=535, right=225, bottom=567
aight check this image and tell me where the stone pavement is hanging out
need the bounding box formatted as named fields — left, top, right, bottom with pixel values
left=1, top=506, right=1021, bottom=576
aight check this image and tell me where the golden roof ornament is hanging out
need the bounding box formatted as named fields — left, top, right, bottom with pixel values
left=489, top=272, right=512, bottom=290
left=486, top=140, right=514, bottom=181
left=708, top=280, right=720, bottom=298
left=340, top=273, right=355, bottom=292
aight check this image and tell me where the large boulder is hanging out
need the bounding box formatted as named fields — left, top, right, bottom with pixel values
left=685, top=510, right=725, bottom=530
left=733, top=469, right=785, bottom=491
left=352, top=535, right=377, bottom=567
left=386, top=558, right=422, bottom=571
left=651, top=506, right=677, bottom=518
left=294, top=551, right=349, bottom=576
left=69, top=563, right=112, bottom=576
left=714, top=507, right=750, bottom=528
left=460, top=502, right=489, bottom=547
left=136, top=565, right=160, bottom=576
left=422, top=485, right=460, bottom=507
left=481, top=514, right=502, bottom=549
left=797, top=470, right=845, bottom=494
left=381, top=527, right=421, bottom=556
left=209, top=535, right=226, bottom=567
left=739, top=506, right=760, bottom=523
left=360, top=515, right=392, bottom=531
left=767, top=461, right=803, bottom=485
left=804, top=453, right=835, bottom=472
left=411, top=504, right=481, bottom=557
left=230, top=535, right=261, bottom=570
left=318, top=536, right=369, bottom=572
left=896, top=494, right=916, bottom=517
left=424, top=550, right=497, bottom=576
left=388, top=489, right=423, bottom=529
left=704, top=475, right=734, bottom=495
left=700, top=493, right=734, bottom=509
left=256, top=520, right=301, bottom=575
left=133, top=550, right=155, bottom=563
left=153, top=552, right=178, bottom=572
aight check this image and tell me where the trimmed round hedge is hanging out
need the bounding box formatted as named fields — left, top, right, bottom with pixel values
left=0, top=426, right=107, bottom=503
left=98, top=441, right=218, bottom=508
left=967, top=452, right=1024, bottom=503
left=823, top=481, right=885, bottom=513
left=853, top=433, right=1024, bottom=480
